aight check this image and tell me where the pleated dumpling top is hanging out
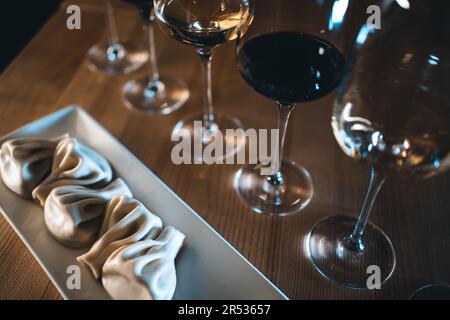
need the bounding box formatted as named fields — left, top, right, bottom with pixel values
left=0, top=134, right=68, bottom=198
left=44, top=178, right=133, bottom=248
left=102, top=226, right=185, bottom=300
left=32, top=137, right=113, bottom=206
left=77, top=195, right=163, bottom=280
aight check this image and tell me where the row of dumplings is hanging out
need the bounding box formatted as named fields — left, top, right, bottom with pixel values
left=0, top=134, right=185, bottom=300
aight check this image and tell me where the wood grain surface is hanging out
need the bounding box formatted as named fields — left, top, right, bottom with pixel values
left=0, top=0, right=449, bottom=299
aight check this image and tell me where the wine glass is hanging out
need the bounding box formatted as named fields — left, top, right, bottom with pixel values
left=234, top=0, right=356, bottom=215
left=122, top=0, right=190, bottom=115
left=308, top=0, right=450, bottom=289
left=154, top=0, right=254, bottom=160
left=87, top=0, right=148, bottom=75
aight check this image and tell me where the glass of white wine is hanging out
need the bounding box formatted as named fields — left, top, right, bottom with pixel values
left=153, top=0, right=254, bottom=161
left=308, top=0, right=450, bottom=289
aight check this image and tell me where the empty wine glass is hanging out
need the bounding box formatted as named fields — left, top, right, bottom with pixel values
left=308, top=0, right=450, bottom=289
left=122, top=0, right=189, bottom=115
left=154, top=0, right=254, bottom=160
left=87, top=0, right=148, bottom=75
left=234, top=0, right=357, bottom=215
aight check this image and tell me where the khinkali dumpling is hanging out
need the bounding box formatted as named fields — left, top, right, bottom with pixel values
left=102, top=226, right=185, bottom=300
left=44, top=178, right=133, bottom=248
left=77, top=195, right=163, bottom=280
left=0, top=135, right=68, bottom=198
left=32, top=137, right=113, bottom=206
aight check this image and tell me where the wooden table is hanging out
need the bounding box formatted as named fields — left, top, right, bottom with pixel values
left=0, top=0, right=449, bottom=300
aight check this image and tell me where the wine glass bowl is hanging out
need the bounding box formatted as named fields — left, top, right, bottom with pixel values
left=154, top=0, right=253, bottom=48
left=237, top=31, right=346, bottom=105
left=308, top=0, right=450, bottom=289
left=332, top=37, right=450, bottom=178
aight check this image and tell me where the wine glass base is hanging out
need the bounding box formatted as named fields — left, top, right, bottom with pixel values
left=234, top=160, right=313, bottom=216
left=308, top=215, right=396, bottom=290
left=87, top=42, right=148, bottom=75
left=123, top=76, right=189, bottom=115
left=172, top=112, right=245, bottom=162
left=409, top=284, right=450, bottom=300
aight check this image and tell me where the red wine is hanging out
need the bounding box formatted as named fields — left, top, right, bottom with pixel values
left=121, top=0, right=153, bottom=20
left=237, top=32, right=345, bottom=104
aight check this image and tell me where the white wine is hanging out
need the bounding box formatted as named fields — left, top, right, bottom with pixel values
left=154, top=0, right=253, bottom=48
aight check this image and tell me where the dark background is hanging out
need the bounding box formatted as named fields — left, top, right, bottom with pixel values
left=0, top=0, right=63, bottom=72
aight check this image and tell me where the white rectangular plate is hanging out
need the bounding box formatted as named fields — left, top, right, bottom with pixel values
left=0, top=106, right=288, bottom=300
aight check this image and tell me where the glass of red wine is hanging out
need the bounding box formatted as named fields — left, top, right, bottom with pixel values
left=121, top=0, right=189, bottom=115
left=87, top=0, right=148, bottom=75
left=308, top=0, right=450, bottom=289
left=234, top=0, right=355, bottom=215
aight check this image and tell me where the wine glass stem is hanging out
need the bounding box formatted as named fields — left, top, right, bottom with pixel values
left=346, top=166, right=386, bottom=252
left=197, top=48, right=215, bottom=129
left=268, top=102, right=295, bottom=185
left=103, top=0, right=120, bottom=47
left=146, top=14, right=160, bottom=84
